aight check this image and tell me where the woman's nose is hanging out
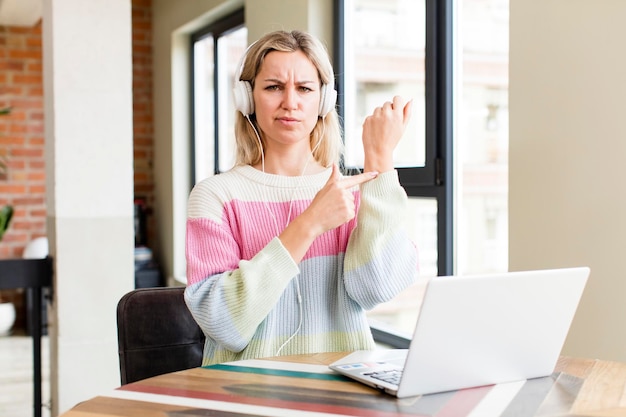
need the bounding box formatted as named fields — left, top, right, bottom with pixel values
left=282, top=87, right=298, bottom=109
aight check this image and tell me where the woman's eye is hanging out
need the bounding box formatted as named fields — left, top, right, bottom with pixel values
left=265, top=85, right=280, bottom=91
left=299, top=86, right=313, bottom=93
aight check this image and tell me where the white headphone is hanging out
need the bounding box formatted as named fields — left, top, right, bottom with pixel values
left=232, top=44, right=337, bottom=118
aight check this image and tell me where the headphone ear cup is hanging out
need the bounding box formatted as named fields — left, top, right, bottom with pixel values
left=233, top=80, right=254, bottom=116
left=319, top=84, right=337, bottom=117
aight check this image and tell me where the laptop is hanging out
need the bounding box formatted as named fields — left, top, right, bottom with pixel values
left=329, top=267, right=590, bottom=398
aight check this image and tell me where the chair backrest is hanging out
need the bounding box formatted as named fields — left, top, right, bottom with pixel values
left=117, top=286, right=205, bottom=384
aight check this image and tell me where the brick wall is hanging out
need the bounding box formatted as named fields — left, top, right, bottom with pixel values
left=0, top=21, right=45, bottom=330
left=0, top=0, right=155, bottom=331
left=132, top=0, right=157, bottom=252
left=0, top=22, right=45, bottom=260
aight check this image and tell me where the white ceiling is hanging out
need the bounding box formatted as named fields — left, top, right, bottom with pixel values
left=0, top=0, right=43, bottom=27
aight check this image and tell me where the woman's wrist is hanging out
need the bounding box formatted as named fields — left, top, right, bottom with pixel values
left=279, top=214, right=320, bottom=264
left=363, top=155, right=394, bottom=173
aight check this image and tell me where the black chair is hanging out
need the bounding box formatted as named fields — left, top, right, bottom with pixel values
left=116, top=286, right=205, bottom=384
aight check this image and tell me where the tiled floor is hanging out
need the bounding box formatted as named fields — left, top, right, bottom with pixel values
left=0, top=335, right=50, bottom=417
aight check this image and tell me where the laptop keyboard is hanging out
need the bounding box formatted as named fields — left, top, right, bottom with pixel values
left=364, top=369, right=403, bottom=386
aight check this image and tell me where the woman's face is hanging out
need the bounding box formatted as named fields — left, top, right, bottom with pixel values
left=252, top=50, right=321, bottom=152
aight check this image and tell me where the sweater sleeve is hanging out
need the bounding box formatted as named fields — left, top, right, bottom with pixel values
left=184, top=181, right=300, bottom=352
left=343, top=170, right=419, bottom=310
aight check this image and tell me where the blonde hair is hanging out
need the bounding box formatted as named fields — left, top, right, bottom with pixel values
left=234, top=30, right=343, bottom=167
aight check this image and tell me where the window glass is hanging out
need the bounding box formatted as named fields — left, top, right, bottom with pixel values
left=217, top=27, right=248, bottom=173
left=455, top=0, right=509, bottom=275
left=193, top=35, right=215, bottom=181
left=343, top=0, right=426, bottom=169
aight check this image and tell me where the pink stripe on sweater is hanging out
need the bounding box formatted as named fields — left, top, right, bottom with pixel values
left=186, top=198, right=357, bottom=285
left=226, top=198, right=355, bottom=260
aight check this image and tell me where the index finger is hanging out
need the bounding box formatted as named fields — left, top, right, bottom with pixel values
left=340, top=171, right=379, bottom=189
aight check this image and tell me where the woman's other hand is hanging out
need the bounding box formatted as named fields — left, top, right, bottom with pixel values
left=362, top=96, right=412, bottom=173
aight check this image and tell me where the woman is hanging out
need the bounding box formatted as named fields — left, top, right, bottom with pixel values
left=185, top=30, right=418, bottom=366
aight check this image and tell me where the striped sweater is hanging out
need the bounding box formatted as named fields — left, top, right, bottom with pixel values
left=184, top=164, right=418, bottom=365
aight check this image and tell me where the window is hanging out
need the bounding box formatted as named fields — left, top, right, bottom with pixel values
left=336, top=0, right=452, bottom=345
left=191, top=10, right=246, bottom=184
left=336, top=0, right=509, bottom=345
left=455, top=0, right=509, bottom=275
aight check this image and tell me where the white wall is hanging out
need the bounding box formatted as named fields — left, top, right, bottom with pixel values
left=43, top=0, right=134, bottom=414
left=510, top=0, right=626, bottom=361
left=245, top=0, right=333, bottom=46
left=152, top=0, right=333, bottom=285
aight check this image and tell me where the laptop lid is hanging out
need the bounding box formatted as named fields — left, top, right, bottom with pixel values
left=331, top=267, right=590, bottom=398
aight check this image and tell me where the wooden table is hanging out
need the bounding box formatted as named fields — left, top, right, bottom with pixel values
left=60, top=352, right=626, bottom=417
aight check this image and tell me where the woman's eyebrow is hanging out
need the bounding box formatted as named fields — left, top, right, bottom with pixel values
left=261, top=78, right=317, bottom=85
